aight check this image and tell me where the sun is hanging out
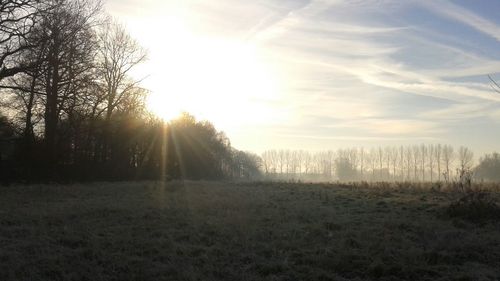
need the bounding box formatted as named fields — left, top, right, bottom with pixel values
left=146, top=91, right=185, bottom=121
left=141, top=15, right=282, bottom=127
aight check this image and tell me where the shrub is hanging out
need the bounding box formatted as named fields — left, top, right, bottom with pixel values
left=446, top=191, right=500, bottom=222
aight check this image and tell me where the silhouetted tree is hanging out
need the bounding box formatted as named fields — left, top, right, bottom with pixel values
left=166, top=113, right=230, bottom=180
left=475, top=152, right=500, bottom=181
left=36, top=0, right=102, bottom=176
left=0, top=114, right=17, bottom=183
left=0, top=0, right=47, bottom=81
left=0, top=0, right=260, bottom=183
left=96, top=19, right=146, bottom=161
left=231, top=150, right=261, bottom=179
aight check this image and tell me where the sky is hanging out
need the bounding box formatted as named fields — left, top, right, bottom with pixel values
left=105, top=0, right=500, bottom=155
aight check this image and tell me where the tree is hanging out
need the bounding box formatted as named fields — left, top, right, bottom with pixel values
left=2, top=37, right=47, bottom=143
left=96, top=20, right=146, bottom=159
left=165, top=113, right=233, bottom=180
left=435, top=144, right=442, bottom=181
left=389, top=146, right=398, bottom=181
left=98, top=20, right=146, bottom=120
left=377, top=146, right=383, bottom=175
left=457, top=146, right=473, bottom=172
left=38, top=0, right=102, bottom=173
left=0, top=0, right=45, bottom=81
left=231, top=150, right=262, bottom=179
left=399, top=147, right=405, bottom=180
left=303, top=150, right=311, bottom=175
left=412, top=145, right=420, bottom=181
left=368, top=147, right=376, bottom=180
left=404, top=146, right=412, bottom=181
left=359, top=147, right=364, bottom=180
left=475, top=152, right=500, bottom=181
left=442, top=145, right=454, bottom=182
left=335, top=156, right=357, bottom=181
left=420, top=144, right=427, bottom=181
left=0, top=114, right=16, bottom=138
left=261, top=150, right=271, bottom=175
left=428, top=144, right=434, bottom=182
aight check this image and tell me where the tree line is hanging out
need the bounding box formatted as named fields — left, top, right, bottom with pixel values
left=261, top=144, right=486, bottom=182
left=1, top=1, right=498, bottom=184
left=0, top=0, right=260, bottom=182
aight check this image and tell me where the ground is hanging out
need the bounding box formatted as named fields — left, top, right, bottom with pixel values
left=0, top=181, right=499, bottom=281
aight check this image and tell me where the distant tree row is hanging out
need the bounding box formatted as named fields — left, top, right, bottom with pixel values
left=0, top=0, right=260, bottom=182
left=261, top=144, right=481, bottom=182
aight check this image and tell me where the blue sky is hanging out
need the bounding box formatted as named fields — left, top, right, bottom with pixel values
left=107, top=0, right=500, bottom=155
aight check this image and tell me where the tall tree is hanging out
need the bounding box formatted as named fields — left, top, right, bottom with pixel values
left=435, top=144, right=442, bottom=181
left=420, top=144, right=427, bottom=181
left=458, top=146, right=473, bottom=172
left=428, top=144, right=434, bottom=182
left=442, top=145, right=454, bottom=182
left=412, top=145, right=419, bottom=181
left=39, top=0, right=102, bottom=173
left=97, top=20, right=146, bottom=161
left=0, top=0, right=44, bottom=81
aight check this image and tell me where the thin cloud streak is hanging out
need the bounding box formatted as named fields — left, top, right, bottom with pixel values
left=106, top=0, right=500, bottom=153
left=273, top=133, right=439, bottom=142
left=420, top=0, right=500, bottom=42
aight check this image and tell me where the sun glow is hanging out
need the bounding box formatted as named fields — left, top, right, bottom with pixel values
left=140, top=15, right=282, bottom=127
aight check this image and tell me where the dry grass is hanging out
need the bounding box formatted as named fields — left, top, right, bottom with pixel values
left=0, top=181, right=499, bottom=280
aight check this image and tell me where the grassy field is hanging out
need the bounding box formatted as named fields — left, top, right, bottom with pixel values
left=0, top=181, right=499, bottom=281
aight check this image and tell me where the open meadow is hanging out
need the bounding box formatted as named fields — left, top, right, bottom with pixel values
left=0, top=181, right=499, bottom=281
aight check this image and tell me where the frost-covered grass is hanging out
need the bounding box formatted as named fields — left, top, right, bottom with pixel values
left=0, top=181, right=499, bottom=280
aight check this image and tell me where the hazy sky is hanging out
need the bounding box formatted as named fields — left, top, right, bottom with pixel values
left=106, top=0, right=500, bottom=155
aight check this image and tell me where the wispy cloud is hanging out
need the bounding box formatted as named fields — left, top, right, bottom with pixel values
left=419, top=0, right=500, bottom=42
left=106, top=0, right=500, bottom=153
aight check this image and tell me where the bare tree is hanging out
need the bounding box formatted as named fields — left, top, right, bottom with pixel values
left=390, top=146, right=398, bottom=181
left=303, top=150, right=311, bottom=175
left=435, top=144, right=442, bottom=181
left=458, top=146, right=474, bottom=172
left=428, top=144, right=434, bottom=182
left=37, top=0, right=102, bottom=170
left=384, top=146, right=391, bottom=179
left=296, top=150, right=304, bottom=176
left=259, top=144, right=473, bottom=183
left=412, top=145, right=419, bottom=181
left=358, top=147, right=364, bottom=180
left=97, top=20, right=146, bottom=120
left=261, top=150, right=271, bottom=175
left=348, top=148, right=358, bottom=179
left=95, top=20, right=146, bottom=160
left=0, top=0, right=45, bottom=80
left=399, top=146, right=410, bottom=180
left=374, top=146, right=383, bottom=179
left=420, top=144, right=427, bottom=181
left=368, top=147, right=376, bottom=180
left=442, top=145, right=454, bottom=182
left=456, top=146, right=474, bottom=192
left=277, top=149, right=285, bottom=174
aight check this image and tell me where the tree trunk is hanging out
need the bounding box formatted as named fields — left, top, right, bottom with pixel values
left=44, top=46, right=60, bottom=177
